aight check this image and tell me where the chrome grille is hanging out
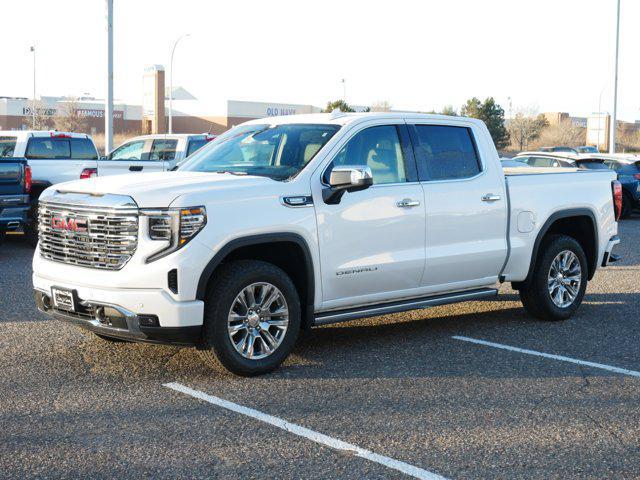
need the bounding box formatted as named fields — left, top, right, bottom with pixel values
left=38, top=201, right=138, bottom=270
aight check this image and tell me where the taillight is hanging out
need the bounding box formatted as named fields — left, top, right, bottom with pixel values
left=612, top=180, right=622, bottom=221
left=80, top=167, right=98, bottom=179
left=634, top=173, right=640, bottom=180
left=50, top=132, right=72, bottom=139
left=205, top=134, right=216, bottom=141
left=24, top=165, right=32, bottom=193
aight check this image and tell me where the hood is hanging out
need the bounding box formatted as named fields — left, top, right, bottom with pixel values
left=53, top=171, right=276, bottom=207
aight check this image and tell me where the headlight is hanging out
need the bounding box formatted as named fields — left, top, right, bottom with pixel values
left=141, top=206, right=206, bottom=262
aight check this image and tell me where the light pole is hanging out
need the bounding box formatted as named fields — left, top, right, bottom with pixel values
left=341, top=78, right=346, bottom=102
left=105, top=0, right=114, bottom=154
left=169, top=33, right=190, bottom=134
left=597, top=86, right=605, bottom=152
left=609, top=0, right=621, bottom=153
left=30, top=46, right=35, bottom=129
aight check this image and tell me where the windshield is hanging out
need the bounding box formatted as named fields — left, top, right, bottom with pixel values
left=179, top=123, right=340, bottom=180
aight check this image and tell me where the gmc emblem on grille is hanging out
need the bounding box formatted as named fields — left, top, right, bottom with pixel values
left=51, top=216, right=88, bottom=232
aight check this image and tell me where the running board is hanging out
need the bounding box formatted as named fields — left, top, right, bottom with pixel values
left=313, top=288, right=498, bottom=326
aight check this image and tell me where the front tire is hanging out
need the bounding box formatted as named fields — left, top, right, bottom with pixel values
left=200, top=260, right=301, bottom=376
left=519, top=234, right=588, bottom=321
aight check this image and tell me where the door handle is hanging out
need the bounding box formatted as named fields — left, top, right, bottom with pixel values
left=396, top=199, right=421, bottom=208
left=129, top=166, right=143, bottom=172
left=481, top=193, right=501, bottom=202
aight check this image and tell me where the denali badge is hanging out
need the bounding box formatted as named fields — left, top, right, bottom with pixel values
left=51, top=216, right=88, bottom=232
left=336, top=267, right=378, bottom=276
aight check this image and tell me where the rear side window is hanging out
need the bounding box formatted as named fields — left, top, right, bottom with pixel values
left=577, top=161, right=608, bottom=170
left=0, top=136, right=17, bottom=157
left=25, top=138, right=71, bottom=159
left=186, top=139, right=208, bottom=156
left=413, top=125, right=481, bottom=180
left=70, top=138, right=98, bottom=159
left=150, top=139, right=179, bottom=161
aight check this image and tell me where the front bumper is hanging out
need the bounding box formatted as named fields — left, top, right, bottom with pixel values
left=34, top=289, right=202, bottom=345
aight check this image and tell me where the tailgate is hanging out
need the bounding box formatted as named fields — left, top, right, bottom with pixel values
left=0, top=159, right=25, bottom=195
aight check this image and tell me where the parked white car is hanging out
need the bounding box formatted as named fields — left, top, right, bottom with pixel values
left=101, top=133, right=216, bottom=176
left=33, top=112, right=621, bottom=376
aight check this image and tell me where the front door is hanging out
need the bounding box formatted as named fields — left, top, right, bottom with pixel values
left=408, top=122, right=508, bottom=291
left=313, top=123, right=426, bottom=310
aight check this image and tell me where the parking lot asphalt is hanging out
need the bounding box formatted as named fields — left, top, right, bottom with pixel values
left=1, top=220, right=639, bottom=480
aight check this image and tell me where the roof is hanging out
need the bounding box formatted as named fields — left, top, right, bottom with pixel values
left=125, top=133, right=212, bottom=141
left=240, top=111, right=486, bottom=128
left=0, top=130, right=90, bottom=139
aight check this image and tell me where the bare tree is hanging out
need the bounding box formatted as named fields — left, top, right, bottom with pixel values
left=54, top=98, right=88, bottom=132
left=530, top=119, right=585, bottom=149
left=371, top=100, right=392, bottom=112
left=508, top=108, right=548, bottom=151
left=617, top=124, right=640, bottom=152
left=22, top=99, right=54, bottom=130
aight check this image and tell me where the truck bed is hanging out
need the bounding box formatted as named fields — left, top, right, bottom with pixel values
left=502, top=168, right=618, bottom=282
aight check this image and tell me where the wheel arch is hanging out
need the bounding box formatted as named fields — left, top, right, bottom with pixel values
left=513, top=208, right=599, bottom=289
left=196, top=233, right=316, bottom=328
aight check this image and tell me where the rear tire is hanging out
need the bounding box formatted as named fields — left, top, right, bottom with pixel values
left=620, top=192, right=634, bottom=219
left=199, top=260, right=301, bottom=376
left=519, top=234, right=588, bottom=321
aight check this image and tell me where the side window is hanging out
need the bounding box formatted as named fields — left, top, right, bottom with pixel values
left=150, top=139, right=179, bottom=161
left=413, top=125, right=481, bottom=181
left=70, top=138, right=98, bottom=160
left=25, top=138, right=71, bottom=159
left=0, top=136, right=17, bottom=157
left=186, top=139, right=208, bottom=157
left=325, top=125, right=407, bottom=185
left=528, top=156, right=554, bottom=167
left=109, top=140, right=146, bottom=160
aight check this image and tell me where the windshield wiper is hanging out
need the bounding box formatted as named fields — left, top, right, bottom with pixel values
left=215, top=170, right=248, bottom=175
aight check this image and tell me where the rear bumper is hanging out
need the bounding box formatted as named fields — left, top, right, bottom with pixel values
left=34, top=289, right=202, bottom=345
left=0, top=194, right=29, bottom=231
left=601, top=235, right=621, bottom=267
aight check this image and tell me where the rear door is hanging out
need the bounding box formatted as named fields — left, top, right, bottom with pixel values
left=409, top=122, right=508, bottom=291
left=148, top=138, right=180, bottom=171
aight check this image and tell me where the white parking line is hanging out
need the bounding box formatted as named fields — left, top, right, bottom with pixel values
left=452, top=336, right=640, bottom=378
left=164, top=382, right=447, bottom=480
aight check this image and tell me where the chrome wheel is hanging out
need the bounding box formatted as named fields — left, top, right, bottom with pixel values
left=547, top=250, right=582, bottom=308
left=227, top=282, right=289, bottom=360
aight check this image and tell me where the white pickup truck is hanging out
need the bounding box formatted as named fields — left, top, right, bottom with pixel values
left=32, top=112, right=622, bottom=376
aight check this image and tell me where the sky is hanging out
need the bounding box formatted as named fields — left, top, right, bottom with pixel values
left=2, top=0, right=639, bottom=120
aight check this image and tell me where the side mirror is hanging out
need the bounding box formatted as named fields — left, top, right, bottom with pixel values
left=323, top=165, right=373, bottom=204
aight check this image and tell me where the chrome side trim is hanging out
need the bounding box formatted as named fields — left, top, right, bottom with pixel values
left=313, top=288, right=498, bottom=326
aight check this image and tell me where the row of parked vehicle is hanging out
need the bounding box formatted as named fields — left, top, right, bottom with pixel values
left=501, top=149, right=640, bottom=218
left=0, top=131, right=216, bottom=245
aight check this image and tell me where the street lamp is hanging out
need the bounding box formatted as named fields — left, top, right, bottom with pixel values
left=168, top=33, right=191, bottom=134
left=609, top=0, right=621, bottom=153
left=30, top=46, right=35, bottom=129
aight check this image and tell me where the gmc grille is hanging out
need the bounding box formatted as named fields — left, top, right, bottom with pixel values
left=38, top=201, right=139, bottom=270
